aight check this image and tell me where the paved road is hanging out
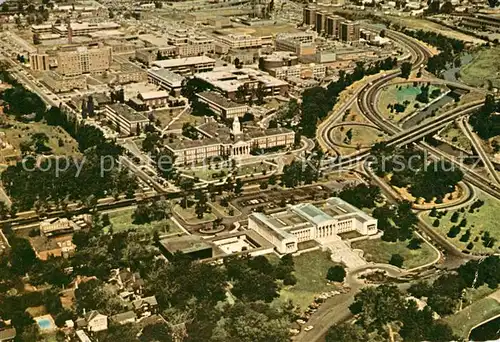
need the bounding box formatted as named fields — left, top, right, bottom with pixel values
left=459, top=117, right=500, bottom=186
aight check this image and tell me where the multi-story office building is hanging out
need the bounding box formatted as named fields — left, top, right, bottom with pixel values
left=194, top=67, right=289, bottom=101
left=176, top=36, right=215, bottom=57
left=275, top=32, right=317, bottom=57
left=104, top=104, right=149, bottom=136
left=196, top=91, right=249, bottom=119
left=42, top=71, right=86, bottom=93
left=269, top=63, right=326, bottom=80
left=216, top=34, right=263, bottom=49
left=137, top=90, right=170, bottom=108
left=340, top=21, right=360, bottom=42
left=29, top=53, right=50, bottom=71
left=147, top=68, right=185, bottom=96
left=56, top=45, right=112, bottom=76
left=249, top=198, right=378, bottom=254
left=151, top=56, right=216, bottom=75
left=51, top=22, right=120, bottom=36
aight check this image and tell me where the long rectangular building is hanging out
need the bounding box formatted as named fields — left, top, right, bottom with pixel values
left=151, top=56, right=216, bottom=75
left=248, top=198, right=378, bottom=254
left=104, top=104, right=149, bottom=136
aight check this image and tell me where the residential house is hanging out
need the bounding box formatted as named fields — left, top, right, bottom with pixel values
left=76, top=311, right=108, bottom=333
left=0, top=328, right=16, bottom=342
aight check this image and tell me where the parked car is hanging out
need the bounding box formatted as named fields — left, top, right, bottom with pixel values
left=304, top=325, right=314, bottom=332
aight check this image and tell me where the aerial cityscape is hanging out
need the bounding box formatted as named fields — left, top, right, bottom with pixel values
left=0, top=0, right=499, bottom=341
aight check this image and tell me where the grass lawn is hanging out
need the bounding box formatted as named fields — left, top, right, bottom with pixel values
left=332, top=125, right=385, bottom=148
left=210, top=202, right=240, bottom=217
left=442, top=295, right=500, bottom=339
left=439, top=122, right=472, bottom=151
left=0, top=120, right=80, bottom=157
left=277, top=250, right=341, bottom=311
left=422, top=188, right=500, bottom=254
left=174, top=204, right=217, bottom=224
left=181, top=165, right=232, bottom=181
left=377, top=83, right=442, bottom=122
left=235, top=162, right=275, bottom=178
left=106, top=207, right=181, bottom=235
left=351, top=238, right=438, bottom=269
left=181, top=162, right=275, bottom=181
left=460, top=47, right=500, bottom=89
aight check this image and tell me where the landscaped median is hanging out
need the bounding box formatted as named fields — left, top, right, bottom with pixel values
left=422, top=187, right=500, bottom=254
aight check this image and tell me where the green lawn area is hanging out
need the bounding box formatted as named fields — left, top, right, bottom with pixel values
left=180, top=162, right=275, bottom=181
left=174, top=204, right=217, bottom=224
left=460, top=47, right=500, bottom=89
left=209, top=202, right=240, bottom=218
left=276, top=250, right=341, bottom=311
left=439, top=122, right=472, bottom=151
left=351, top=237, right=438, bottom=269
left=235, top=162, right=275, bottom=178
left=377, top=83, right=442, bottom=122
left=181, top=165, right=232, bottom=181
left=106, top=207, right=180, bottom=235
left=442, top=296, right=500, bottom=339
left=332, top=125, right=385, bottom=148
left=0, top=119, right=80, bottom=157
left=422, top=188, right=500, bottom=254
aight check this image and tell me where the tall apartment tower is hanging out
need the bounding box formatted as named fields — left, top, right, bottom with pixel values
left=339, top=22, right=360, bottom=42
left=326, top=15, right=343, bottom=38
left=303, top=6, right=316, bottom=26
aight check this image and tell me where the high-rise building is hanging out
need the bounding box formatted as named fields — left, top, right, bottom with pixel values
left=56, top=45, right=112, bottom=76
left=339, top=22, right=360, bottom=42
left=29, top=53, right=50, bottom=71
left=303, top=6, right=316, bottom=26
left=326, top=15, right=343, bottom=38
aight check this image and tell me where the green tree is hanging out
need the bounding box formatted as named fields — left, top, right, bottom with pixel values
left=326, top=323, right=369, bottom=342
left=349, top=285, right=405, bottom=331
left=326, top=265, right=346, bottom=282
left=389, top=254, right=404, bottom=268
left=10, top=237, right=37, bottom=275
left=140, top=323, right=173, bottom=342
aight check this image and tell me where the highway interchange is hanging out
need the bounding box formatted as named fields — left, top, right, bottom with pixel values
left=297, top=27, right=500, bottom=342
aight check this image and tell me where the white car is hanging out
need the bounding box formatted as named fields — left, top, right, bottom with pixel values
left=296, top=319, right=306, bottom=325
left=304, top=325, right=314, bottom=332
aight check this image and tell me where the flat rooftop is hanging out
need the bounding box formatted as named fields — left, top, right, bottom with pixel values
left=152, top=56, right=216, bottom=69
left=197, top=91, right=248, bottom=109
left=292, top=203, right=334, bottom=225
left=139, top=90, right=169, bottom=100
left=159, top=235, right=212, bottom=254
left=106, top=103, right=148, bottom=122
left=148, top=68, right=185, bottom=83
left=195, top=67, right=287, bottom=93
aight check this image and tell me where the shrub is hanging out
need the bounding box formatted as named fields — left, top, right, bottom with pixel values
left=389, top=254, right=404, bottom=268
left=326, top=265, right=346, bottom=282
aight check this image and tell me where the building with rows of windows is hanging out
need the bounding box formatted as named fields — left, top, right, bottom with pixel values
left=248, top=198, right=378, bottom=254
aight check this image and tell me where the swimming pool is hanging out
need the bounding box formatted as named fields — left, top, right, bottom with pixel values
left=36, top=318, right=53, bottom=330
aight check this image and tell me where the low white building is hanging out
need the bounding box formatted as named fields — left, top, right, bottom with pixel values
left=248, top=198, right=378, bottom=254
